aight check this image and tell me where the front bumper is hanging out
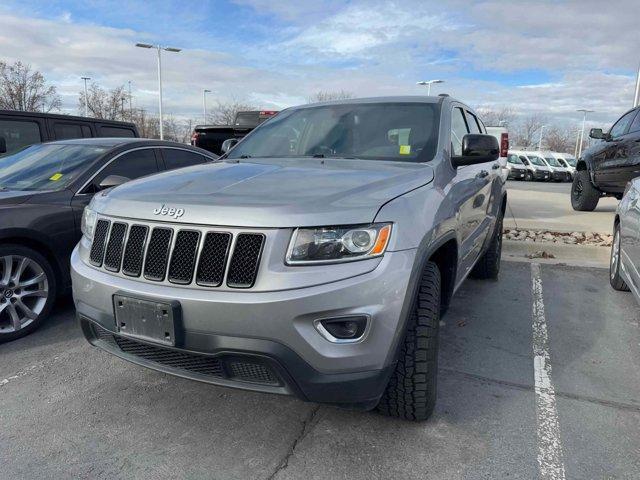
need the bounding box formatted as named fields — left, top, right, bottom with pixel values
left=551, top=171, right=570, bottom=181
left=508, top=168, right=527, bottom=180
left=534, top=170, right=551, bottom=181
left=71, top=246, right=415, bottom=406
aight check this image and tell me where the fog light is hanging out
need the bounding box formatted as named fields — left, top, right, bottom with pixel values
left=316, top=316, right=368, bottom=343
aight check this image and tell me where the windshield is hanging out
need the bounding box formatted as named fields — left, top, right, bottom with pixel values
left=545, top=157, right=562, bottom=167
left=227, top=103, right=440, bottom=163
left=0, top=143, right=107, bottom=191
left=507, top=154, right=523, bottom=165
left=527, top=155, right=546, bottom=166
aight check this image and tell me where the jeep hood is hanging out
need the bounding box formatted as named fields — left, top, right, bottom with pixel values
left=0, top=190, right=34, bottom=205
left=93, top=158, right=434, bottom=227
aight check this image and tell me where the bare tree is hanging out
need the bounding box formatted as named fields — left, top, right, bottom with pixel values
left=475, top=107, right=516, bottom=127
left=162, top=115, right=193, bottom=143
left=78, top=83, right=129, bottom=120
left=511, top=114, right=547, bottom=148
left=307, top=90, right=354, bottom=103
left=208, top=99, right=256, bottom=125
left=544, top=125, right=574, bottom=153
left=0, top=61, right=61, bottom=112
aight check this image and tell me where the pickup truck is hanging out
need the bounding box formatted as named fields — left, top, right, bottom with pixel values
left=571, top=106, right=640, bottom=211
left=190, top=110, right=277, bottom=155
left=72, top=96, right=505, bottom=421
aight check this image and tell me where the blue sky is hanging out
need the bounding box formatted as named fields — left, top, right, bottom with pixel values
left=1, top=0, right=638, bottom=127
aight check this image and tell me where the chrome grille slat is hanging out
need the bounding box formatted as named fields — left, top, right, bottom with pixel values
left=89, top=220, right=110, bottom=267
left=196, top=232, right=232, bottom=287
left=122, top=225, right=148, bottom=277
left=227, top=233, right=265, bottom=288
left=143, top=228, right=173, bottom=281
left=104, top=222, right=127, bottom=272
left=168, top=230, right=201, bottom=284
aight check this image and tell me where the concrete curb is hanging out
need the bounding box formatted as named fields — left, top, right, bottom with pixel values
left=502, top=239, right=610, bottom=269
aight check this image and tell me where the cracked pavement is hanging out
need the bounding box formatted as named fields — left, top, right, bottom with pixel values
left=1, top=262, right=639, bottom=479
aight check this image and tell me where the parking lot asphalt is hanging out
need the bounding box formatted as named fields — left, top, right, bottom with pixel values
left=505, top=181, right=618, bottom=234
left=1, top=261, right=639, bottom=479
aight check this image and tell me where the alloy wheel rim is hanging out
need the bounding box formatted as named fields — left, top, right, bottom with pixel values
left=573, top=180, right=583, bottom=199
left=610, top=229, right=620, bottom=280
left=0, top=255, right=49, bottom=333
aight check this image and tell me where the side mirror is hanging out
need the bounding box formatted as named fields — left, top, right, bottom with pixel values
left=98, top=174, right=130, bottom=190
left=0, top=137, right=6, bottom=154
left=452, top=134, right=499, bottom=167
left=589, top=128, right=608, bottom=140
left=221, top=138, right=239, bottom=154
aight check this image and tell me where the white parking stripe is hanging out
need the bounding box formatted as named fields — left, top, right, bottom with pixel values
left=531, top=263, right=566, bottom=480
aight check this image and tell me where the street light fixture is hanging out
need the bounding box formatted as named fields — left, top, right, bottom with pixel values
left=576, top=109, right=594, bottom=158
left=634, top=61, right=640, bottom=108
left=81, top=76, right=91, bottom=117
left=203, top=89, right=212, bottom=124
left=417, top=79, right=444, bottom=96
left=135, top=42, right=182, bottom=140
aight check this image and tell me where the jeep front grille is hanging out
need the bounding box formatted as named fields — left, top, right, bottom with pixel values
left=89, top=219, right=264, bottom=289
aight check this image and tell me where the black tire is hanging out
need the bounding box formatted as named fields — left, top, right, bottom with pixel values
left=0, top=244, right=57, bottom=343
left=470, top=210, right=504, bottom=280
left=376, top=261, right=440, bottom=421
left=571, top=170, right=600, bottom=211
left=524, top=171, right=533, bottom=181
left=610, top=224, right=629, bottom=291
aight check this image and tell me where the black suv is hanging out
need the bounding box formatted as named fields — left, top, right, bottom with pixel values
left=0, top=110, right=139, bottom=157
left=0, top=138, right=216, bottom=342
left=571, top=106, right=640, bottom=211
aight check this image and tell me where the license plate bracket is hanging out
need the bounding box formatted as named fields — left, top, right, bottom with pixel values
left=113, top=294, right=180, bottom=346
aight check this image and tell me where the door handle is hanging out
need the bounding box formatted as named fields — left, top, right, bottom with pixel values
left=476, top=170, right=489, bottom=178
left=492, top=163, right=501, bottom=170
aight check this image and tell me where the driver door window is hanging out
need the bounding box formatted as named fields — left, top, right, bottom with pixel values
left=609, top=110, right=636, bottom=139
left=83, top=148, right=159, bottom=193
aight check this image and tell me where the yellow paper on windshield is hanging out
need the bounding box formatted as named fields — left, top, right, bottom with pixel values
left=399, top=145, right=411, bottom=155
left=49, top=173, right=63, bottom=181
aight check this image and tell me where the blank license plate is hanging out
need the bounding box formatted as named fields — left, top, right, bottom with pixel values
left=113, top=295, right=178, bottom=346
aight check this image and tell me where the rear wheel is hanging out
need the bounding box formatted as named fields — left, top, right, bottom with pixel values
left=376, top=261, right=440, bottom=421
left=571, top=170, right=600, bottom=211
left=610, top=224, right=629, bottom=291
left=0, top=245, right=56, bottom=343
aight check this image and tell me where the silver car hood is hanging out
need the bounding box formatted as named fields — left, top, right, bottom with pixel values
left=93, top=158, right=435, bottom=227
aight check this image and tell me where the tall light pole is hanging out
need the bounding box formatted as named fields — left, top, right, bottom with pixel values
left=135, top=43, right=182, bottom=140
left=417, top=79, right=444, bottom=96
left=576, top=109, right=594, bottom=158
left=202, top=89, right=211, bottom=123
left=81, top=76, right=91, bottom=117
left=634, top=61, right=640, bottom=108
left=538, top=125, right=546, bottom=150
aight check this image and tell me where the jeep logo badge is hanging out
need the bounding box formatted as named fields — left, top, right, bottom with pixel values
left=153, top=205, right=185, bottom=219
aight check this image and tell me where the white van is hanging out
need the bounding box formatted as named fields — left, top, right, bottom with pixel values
left=510, top=150, right=552, bottom=181
left=533, top=150, right=572, bottom=182
left=551, top=152, right=576, bottom=179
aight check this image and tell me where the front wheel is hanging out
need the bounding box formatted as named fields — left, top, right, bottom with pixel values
left=610, top=224, right=629, bottom=291
left=525, top=171, right=533, bottom=181
left=0, top=245, right=57, bottom=343
left=376, top=261, right=440, bottom=421
left=571, top=170, right=600, bottom=211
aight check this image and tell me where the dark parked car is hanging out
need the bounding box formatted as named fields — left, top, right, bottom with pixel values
left=571, top=106, right=640, bottom=211
left=190, top=110, right=278, bottom=155
left=0, top=110, right=139, bottom=157
left=0, top=138, right=217, bottom=342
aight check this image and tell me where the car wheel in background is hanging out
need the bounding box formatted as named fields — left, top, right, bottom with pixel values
left=610, top=223, right=629, bottom=291
left=470, top=209, right=504, bottom=280
left=376, top=261, right=440, bottom=421
left=571, top=170, right=600, bottom=211
left=0, top=245, right=57, bottom=343
left=525, top=171, right=533, bottom=181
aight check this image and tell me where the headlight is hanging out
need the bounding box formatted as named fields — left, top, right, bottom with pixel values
left=81, top=207, right=98, bottom=240
left=286, top=223, right=392, bottom=265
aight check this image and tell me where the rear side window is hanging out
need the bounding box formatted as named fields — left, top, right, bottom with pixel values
left=81, top=125, right=92, bottom=137
left=451, top=107, right=469, bottom=156
left=99, top=126, right=136, bottom=138
left=53, top=123, right=83, bottom=140
left=161, top=149, right=207, bottom=170
left=85, top=148, right=158, bottom=193
left=465, top=111, right=482, bottom=134
left=0, top=119, right=42, bottom=155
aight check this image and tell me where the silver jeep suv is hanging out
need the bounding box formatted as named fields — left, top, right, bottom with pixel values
left=71, top=96, right=505, bottom=421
